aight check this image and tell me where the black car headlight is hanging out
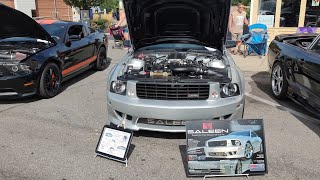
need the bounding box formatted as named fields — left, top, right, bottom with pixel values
left=110, top=80, right=126, bottom=95
left=231, top=140, right=241, bottom=146
left=0, top=62, right=33, bottom=75
left=220, top=83, right=240, bottom=98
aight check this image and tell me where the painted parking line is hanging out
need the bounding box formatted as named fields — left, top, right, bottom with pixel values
left=245, top=93, right=320, bottom=124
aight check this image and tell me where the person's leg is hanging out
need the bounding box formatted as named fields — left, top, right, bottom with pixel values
left=236, top=33, right=243, bottom=54
left=123, top=28, right=129, bottom=40
left=230, top=33, right=238, bottom=54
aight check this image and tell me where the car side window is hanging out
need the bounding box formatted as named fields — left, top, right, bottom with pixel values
left=68, top=25, right=85, bottom=38
left=251, top=132, right=257, bottom=137
left=89, top=27, right=96, bottom=34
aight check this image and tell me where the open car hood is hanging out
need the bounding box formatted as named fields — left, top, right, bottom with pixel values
left=0, top=4, right=55, bottom=43
left=123, top=0, right=231, bottom=51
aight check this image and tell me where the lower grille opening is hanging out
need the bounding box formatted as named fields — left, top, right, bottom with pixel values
left=114, top=110, right=132, bottom=120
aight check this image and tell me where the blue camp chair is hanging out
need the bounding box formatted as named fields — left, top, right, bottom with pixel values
left=241, top=23, right=269, bottom=58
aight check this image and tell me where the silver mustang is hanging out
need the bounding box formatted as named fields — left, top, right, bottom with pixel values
left=106, top=0, right=245, bottom=132
left=204, top=131, right=263, bottom=159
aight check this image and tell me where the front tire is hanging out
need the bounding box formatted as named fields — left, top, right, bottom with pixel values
left=235, top=161, right=242, bottom=174
left=39, top=63, right=62, bottom=98
left=271, top=62, right=288, bottom=99
left=95, top=47, right=108, bottom=71
left=244, top=142, right=253, bottom=159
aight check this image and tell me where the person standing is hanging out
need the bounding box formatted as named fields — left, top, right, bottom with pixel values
left=115, top=0, right=129, bottom=41
left=229, top=3, right=249, bottom=55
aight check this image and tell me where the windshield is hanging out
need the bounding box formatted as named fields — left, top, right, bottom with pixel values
left=138, top=43, right=208, bottom=51
left=229, top=131, right=250, bottom=136
left=311, top=35, right=320, bottom=51
left=41, top=24, right=66, bottom=42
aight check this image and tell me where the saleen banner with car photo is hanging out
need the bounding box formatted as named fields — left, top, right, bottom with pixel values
left=186, top=119, right=267, bottom=176
left=0, top=4, right=108, bottom=98
left=106, top=0, right=245, bottom=132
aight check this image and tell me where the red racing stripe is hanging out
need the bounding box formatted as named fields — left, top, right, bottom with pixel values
left=62, top=56, right=97, bottom=76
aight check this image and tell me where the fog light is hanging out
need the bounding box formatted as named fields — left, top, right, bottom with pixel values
left=127, top=90, right=135, bottom=97
left=211, top=90, right=219, bottom=99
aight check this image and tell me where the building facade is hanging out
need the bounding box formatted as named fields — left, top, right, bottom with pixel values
left=250, top=0, right=320, bottom=42
left=0, top=0, right=72, bottom=21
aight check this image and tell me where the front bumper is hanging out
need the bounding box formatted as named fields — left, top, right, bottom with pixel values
left=107, top=86, right=244, bottom=132
left=0, top=74, right=37, bottom=97
left=204, top=146, right=245, bottom=159
left=188, top=160, right=240, bottom=175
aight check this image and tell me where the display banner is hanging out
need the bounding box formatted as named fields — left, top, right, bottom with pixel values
left=186, top=119, right=267, bottom=177
left=95, top=125, right=133, bottom=164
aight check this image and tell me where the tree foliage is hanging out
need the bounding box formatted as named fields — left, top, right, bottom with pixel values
left=100, top=0, right=119, bottom=13
left=63, top=0, right=106, bottom=9
left=231, top=0, right=251, bottom=6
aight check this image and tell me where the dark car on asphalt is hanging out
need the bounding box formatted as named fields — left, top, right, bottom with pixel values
left=268, top=33, right=320, bottom=115
left=0, top=4, right=109, bottom=98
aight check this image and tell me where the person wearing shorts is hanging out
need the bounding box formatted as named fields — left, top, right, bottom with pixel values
left=116, top=0, right=129, bottom=41
left=229, top=3, right=249, bottom=55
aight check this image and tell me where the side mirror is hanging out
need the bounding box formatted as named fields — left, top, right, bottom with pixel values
left=65, top=41, right=72, bottom=47
left=226, top=40, right=236, bottom=48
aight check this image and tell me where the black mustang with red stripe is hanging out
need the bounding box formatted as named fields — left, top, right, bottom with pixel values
left=0, top=4, right=108, bottom=98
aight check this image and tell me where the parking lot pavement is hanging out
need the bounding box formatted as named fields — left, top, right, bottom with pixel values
left=0, top=44, right=319, bottom=180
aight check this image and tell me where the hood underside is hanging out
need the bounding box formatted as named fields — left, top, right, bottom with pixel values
left=123, top=0, right=231, bottom=51
left=0, top=4, right=55, bottom=43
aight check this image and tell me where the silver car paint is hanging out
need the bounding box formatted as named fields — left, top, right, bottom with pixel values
left=204, top=133, right=262, bottom=158
left=106, top=48, right=245, bottom=132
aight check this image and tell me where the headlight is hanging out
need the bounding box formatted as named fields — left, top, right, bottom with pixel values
left=110, top=80, right=126, bottom=95
left=0, top=62, right=32, bottom=75
left=231, top=140, right=241, bottom=146
left=220, top=83, right=240, bottom=97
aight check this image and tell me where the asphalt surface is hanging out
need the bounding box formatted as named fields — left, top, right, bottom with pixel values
left=0, top=42, right=320, bottom=180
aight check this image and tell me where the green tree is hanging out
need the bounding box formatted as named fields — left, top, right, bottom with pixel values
left=63, top=0, right=106, bottom=10
left=231, top=0, right=251, bottom=6
left=100, top=0, right=119, bottom=13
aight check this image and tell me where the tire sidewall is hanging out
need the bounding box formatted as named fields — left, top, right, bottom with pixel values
left=39, top=63, right=62, bottom=98
left=235, top=161, right=242, bottom=174
left=95, top=47, right=108, bottom=71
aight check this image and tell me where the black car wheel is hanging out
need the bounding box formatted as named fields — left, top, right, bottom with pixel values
left=95, top=47, right=108, bottom=71
left=271, top=62, right=288, bottom=99
left=39, top=63, right=62, bottom=98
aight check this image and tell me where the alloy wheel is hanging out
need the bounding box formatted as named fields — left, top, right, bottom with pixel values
left=272, top=65, right=283, bottom=96
left=45, top=68, right=60, bottom=93
left=244, top=143, right=253, bottom=159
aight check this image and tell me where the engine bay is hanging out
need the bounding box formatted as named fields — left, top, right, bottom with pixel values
left=119, top=51, right=230, bottom=82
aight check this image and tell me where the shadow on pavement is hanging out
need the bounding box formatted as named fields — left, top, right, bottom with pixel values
left=134, top=130, right=185, bottom=139
left=127, top=144, right=136, bottom=160
left=179, top=145, right=188, bottom=177
left=0, top=58, right=111, bottom=104
left=250, top=71, right=320, bottom=137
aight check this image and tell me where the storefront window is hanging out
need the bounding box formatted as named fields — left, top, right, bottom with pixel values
left=280, top=0, right=301, bottom=27
left=304, top=0, right=320, bottom=27
left=258, top=0, right=277, bottom=27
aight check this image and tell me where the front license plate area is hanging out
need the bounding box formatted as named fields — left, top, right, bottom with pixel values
left=139, top=118, right=186, bottom=126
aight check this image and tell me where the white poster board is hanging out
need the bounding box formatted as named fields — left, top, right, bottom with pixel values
left=257, top=15, right=274, bottom=28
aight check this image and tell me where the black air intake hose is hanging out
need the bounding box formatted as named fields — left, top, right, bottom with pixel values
left=169, top=64, right=220, bottom=75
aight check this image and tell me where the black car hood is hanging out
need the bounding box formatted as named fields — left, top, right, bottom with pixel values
left=123, top=0, right=231, bottom=51
left=0, top=4, right=55, bottom=43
